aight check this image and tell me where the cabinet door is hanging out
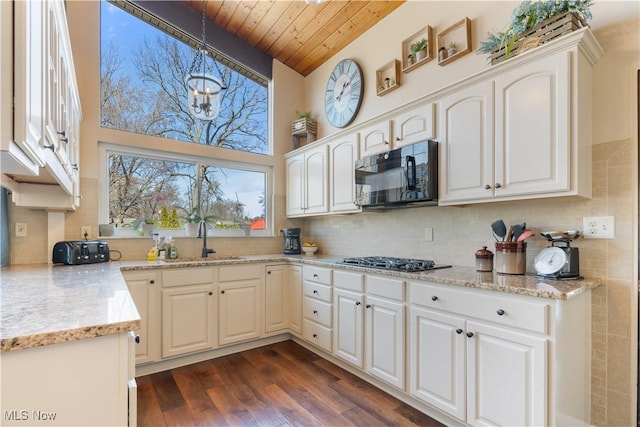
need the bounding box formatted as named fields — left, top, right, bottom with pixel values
left=304, top=145, right=329, bottom=215
left=495, top=51, right=570, bottom=197
left=162, top=284, right=215, bottom=358
left=265, top=265, right=288, bottom=333
left=123, top=270, right=160, bottom=365
left=409, top=306, right=466, bottom=420
left=466, top=321, right=547, bottom=427
left=219, top=279, right=262, bottom=345
left=359, top=120, right=392, bottom=156
left=286, top=154, right=305, bottom=216
left=13, top=0, right=45, bottom=168
left=329, top=136, right=361, bottom=213
left=365, top=295, right=405, bottom=389
left=333, top=288, right=364, bottom=368
left=393, top=103, right=436, bottom=148
left=288, top=265, right=303, bottom=334
left=439, top=81, right=494, bottom=204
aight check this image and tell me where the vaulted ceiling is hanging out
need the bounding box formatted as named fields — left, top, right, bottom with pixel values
left=184, top=0, right=406, bottom=76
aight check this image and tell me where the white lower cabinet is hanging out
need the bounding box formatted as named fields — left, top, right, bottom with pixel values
left=333, top=270, right=364, bottom=368
left=162, top=268, right=216, bottom=358
left=365, top=275, right=406, bottom=390
left=265, top=264, right=292, bottom=334
left=302, top=266, right=333, bottom=351
left=218, top=264, right=263, bottom=346
left=288, top=265, right=303, bottom=334
left=122, top=270, right=160, bottom=365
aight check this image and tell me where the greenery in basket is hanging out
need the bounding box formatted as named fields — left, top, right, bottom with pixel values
left=295, top=110, right=312, bottom=119
left=477, top=0, right=593, bottom=60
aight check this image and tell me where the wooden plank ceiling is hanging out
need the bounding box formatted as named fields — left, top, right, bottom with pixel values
left=184, top=0, right=405, bottom=76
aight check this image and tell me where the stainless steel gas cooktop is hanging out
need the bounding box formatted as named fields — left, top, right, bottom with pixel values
left=340, top=256, right=451, bottom=272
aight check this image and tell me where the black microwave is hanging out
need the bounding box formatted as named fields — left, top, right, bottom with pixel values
left=355, top=140, right=438, bottom=208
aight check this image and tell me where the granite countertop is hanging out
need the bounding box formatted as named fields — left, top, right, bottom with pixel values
left=1, top=254, right=602, bottom=353
left=0, top=262, right=141, bottom=352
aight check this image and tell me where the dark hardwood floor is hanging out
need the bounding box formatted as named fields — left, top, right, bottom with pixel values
left=136, top=340, right=445, bottom=426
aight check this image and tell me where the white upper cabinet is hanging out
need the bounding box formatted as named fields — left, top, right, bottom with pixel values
left=393, top=103, right=436, bottom=149
left=439, top=81, right=495, bottom=204
left=286, top=144, right=329, bottom=217
left=329, top=133, right=361, bottom=213
left=359, top=119, right=392, bottom=156
left=439, top=30, right=601, bottom=205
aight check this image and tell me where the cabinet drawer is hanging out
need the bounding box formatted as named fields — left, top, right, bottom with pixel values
left=303, top=319, right=332, bottom=352
left=410, top=282, right=549, bottom=334
left=303, top=297, right=332, bottom=327
left=303, top=266, right=332, bottom=285
left=303, top=281, right=332, bottom=302
left=366, top=275, right=404, bottom=301
left=334, top=270, right=364, bottom=292
left=218, top=264, right=263, bottom=282
left=162, top=267, right=215, bottom=287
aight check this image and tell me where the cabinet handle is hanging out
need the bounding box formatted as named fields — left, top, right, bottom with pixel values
left=484, top=184, right=491, bottom=190
left=365, top=304, right=371, bottom=309
left=455, top=328, right=463, bottom=335
left=313, top=274, right=319, bottom=278
left=44, top=142, right=55, bottom=151
left=313, top=290, right=318, bottom=294
left=313, top=310, right=318, bottom=314
left=355, top=301, right=361, bottom=306
left=267, top=271, right=271, bottom=275
left=313, top=333, right=318, bottom=338
left=221, top=290, right=226, bottom=294
left=431, top=296, right=438, bottom=301
left=384, top=140, right=389, bottom=145
left=58, top=130, right=68, bottom=143
left=495, top=183, right=502, bottom=188
left=466, top=332, right=474, bottom=338
left=71, top=163, right=78, bottom=171
left=209, top=291, right=213, bottom=296
left=497, top=309, right=505, bottom=316
left=395, top=137, right=401, bottom=141
left=135, top=335, right=141, bottom=344
left=149, top=280, right=155, bottom=284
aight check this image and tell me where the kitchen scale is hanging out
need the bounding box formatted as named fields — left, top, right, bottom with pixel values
left=534, top=231, right=582, bottom=280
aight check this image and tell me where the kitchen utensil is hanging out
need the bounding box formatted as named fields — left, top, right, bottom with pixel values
left=512, top=224, right=524, bottom=242
left=516, top=230, right=535, bottom=243
left=505, top=225, right=514, bottom=242
left=491, top=220, right=507, bottom=241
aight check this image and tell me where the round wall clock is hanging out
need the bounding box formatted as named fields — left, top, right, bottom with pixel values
left=324, top=59, right=364, bottom=128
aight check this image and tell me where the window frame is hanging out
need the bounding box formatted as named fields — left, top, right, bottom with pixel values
left=98, top=142, right=273, bottom=238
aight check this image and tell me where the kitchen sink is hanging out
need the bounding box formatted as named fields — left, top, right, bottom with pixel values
left=163, top=256, right=241, bottom=263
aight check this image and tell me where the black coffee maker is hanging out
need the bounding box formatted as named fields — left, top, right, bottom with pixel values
left=283, top=228, right=301, bottom=254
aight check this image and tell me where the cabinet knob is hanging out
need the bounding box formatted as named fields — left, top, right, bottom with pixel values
left=267, top=271, right=271, bottom=275
left=384, top=140, right=389, bottom=145
left=366, top=304, right=371, bottom=309
left=497, top=309, right=505, bottom=316
left=395, top=137, right=401, bottom=141
left=209, top=291, right=213, bottom=296
left=355, top=301, right=361, bottom=306
left=495, top=183, right=502, bottom=188
left=135, top=335, right=141, bottom=344
left=149, top=280, right=155, bottom=284
left=313, top=290, right=318, bottom=294
left=456, top=328, right=463, bottom=335
left=221, top=290, right=226, bottom=294
left=313, top=310, right=318, bottom=314
left=484, top=184, right=491, bottom=190
left=313, top=274, right=319, bottom=278
left=431, top=296, right=438, bottom=301
left=466, top=332, right=474, bottom=338
left=312, top=333, right=318, bottom=338
left=44, top=143, right=55, bottom=151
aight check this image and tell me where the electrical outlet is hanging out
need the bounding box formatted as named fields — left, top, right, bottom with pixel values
left=582, top=216, right=615, bottom=239
left=15, top=223, right=27, bottom=237
left=81, top=226, right=91, bottom=239
left=424, top=227, right=433, bottom=242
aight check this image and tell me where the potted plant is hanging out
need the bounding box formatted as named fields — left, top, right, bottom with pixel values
left=448, top=41, right=458, bottom=57
left=292, top=110, right=316, bottom=134
left=410, top=38, right=428, bottom=61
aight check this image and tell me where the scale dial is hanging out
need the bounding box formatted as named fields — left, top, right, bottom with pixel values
left=534, top=247, right=567, bottom=275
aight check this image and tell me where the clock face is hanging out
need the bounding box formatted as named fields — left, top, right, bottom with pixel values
left=534, top=247, right=568, bottom=275
left=325, top=59, right=364, bottom=128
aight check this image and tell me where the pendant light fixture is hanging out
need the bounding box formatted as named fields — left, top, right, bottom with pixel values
left=186, top=0, right=225, bottom=121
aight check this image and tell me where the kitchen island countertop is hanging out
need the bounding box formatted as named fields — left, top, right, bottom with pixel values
left=1, top=255, right=602, bottom=352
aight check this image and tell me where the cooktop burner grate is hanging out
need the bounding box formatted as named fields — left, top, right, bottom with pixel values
left=341, top=256, right=450, bottom=272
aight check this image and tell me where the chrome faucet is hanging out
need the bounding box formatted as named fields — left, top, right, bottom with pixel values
left=198, top=219, right=216, bottom=258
